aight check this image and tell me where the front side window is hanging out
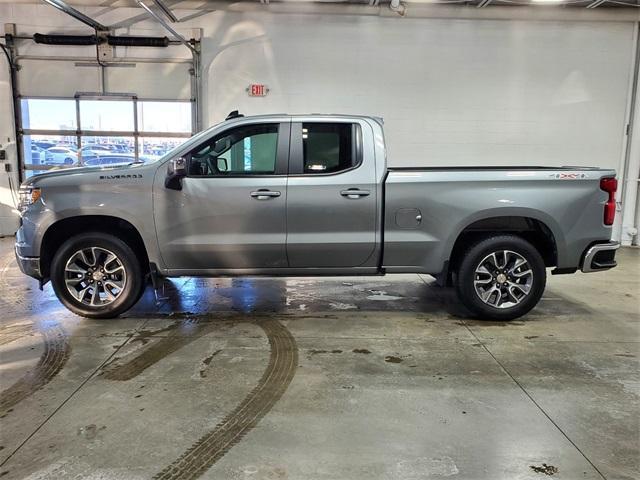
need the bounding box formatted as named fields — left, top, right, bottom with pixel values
left=189, top=124, right=279, bottom=176
left=302, top=123, right=358, bottom=174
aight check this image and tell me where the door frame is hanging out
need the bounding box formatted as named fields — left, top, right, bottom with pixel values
left=155, top=120, right=292, bottom=274
left=284, top=119, right=379, bottom=271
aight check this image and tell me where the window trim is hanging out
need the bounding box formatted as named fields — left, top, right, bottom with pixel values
left=184, top=121, right=290, bottom=178
left=288, top=121, right=363, bottom=177
left=19, top=95, right=193, bottom=178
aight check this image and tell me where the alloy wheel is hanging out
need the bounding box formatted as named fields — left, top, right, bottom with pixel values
left=473, top=250, right=533, bottom=309
left=64, top=247, right=127, bottom=307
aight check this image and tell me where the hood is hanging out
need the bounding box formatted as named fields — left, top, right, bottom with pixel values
left=23, top=163, right=152, bottom=187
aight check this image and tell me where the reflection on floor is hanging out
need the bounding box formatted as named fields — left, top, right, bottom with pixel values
left=0, top=237, right=638, bottom=480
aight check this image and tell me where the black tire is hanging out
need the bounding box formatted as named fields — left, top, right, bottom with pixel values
left=455, top=235, right=546, bottom=321
left=50, top=232, right=144, bottom=319
left=64, top=157, right=73, bottom=165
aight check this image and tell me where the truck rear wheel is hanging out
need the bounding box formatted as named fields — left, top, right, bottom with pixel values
left=455, top=235, right=546, bottom=321
left=50, top=232, right=144, bottom=319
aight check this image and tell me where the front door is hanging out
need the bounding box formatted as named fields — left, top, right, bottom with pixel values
left=154, top=121, right=290, bottom=271
left=286, top=121, right=377, bottom=268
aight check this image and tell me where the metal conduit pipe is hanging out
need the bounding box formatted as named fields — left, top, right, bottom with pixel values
left=14, top=55, right=191, bottom=64
left=621, top=26, right=640, bottom=246
left=40, top=0, right=107, bottom=30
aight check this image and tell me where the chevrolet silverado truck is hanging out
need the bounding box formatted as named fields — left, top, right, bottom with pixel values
left=15, top=113, right=619, bottom=320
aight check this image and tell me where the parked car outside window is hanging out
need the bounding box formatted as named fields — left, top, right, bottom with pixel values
left=30, top=145, right=45, bottom=163
left=45, top=147, right=78, bottom=166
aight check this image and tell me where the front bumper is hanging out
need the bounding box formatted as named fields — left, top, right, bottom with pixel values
left=14, top=246, right=43, bottom=280
left=581, top=241, right=619, bottom=273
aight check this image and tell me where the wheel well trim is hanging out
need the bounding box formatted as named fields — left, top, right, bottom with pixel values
left=39, top=214, right=155, bottom=277
left=442, top=208, right=564, bottom=274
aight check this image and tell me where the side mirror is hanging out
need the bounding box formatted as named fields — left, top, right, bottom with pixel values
left=165, top=157, right=187, bottom=190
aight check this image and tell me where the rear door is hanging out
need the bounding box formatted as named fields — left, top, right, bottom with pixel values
left=286, top=120, right=377, bottom=268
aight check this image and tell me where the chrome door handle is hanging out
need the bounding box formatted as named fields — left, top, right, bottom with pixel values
left=250, top=189, right=281, bottom=200
left=340, top=188, right=370, bottom=199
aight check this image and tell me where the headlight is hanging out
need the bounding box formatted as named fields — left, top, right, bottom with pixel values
left=18, top=186, right=41, bottom=210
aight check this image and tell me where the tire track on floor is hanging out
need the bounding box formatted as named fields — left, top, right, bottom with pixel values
left=0, top=323, right=33, bottom=346
left=0, top=253, right=29, bottom=314
left=154, top=318, right=298, bottom=480
left=101, top=321, right=217, bottom=381
left=0, top=249, right=72, bottom=415
left=0, top=322, right=71, bottom=415
left=0, top=253, right=17, bottom=317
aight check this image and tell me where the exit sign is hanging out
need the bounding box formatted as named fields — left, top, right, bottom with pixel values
left=247, top=84, right=269, bottom=97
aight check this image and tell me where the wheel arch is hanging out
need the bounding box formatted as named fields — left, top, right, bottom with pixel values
left=40, top=215, right=150, bottom=279
left=440, top=212, right=560, bottom=286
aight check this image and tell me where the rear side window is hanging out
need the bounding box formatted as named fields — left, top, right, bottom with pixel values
left=302, top=123, right=359, bottom=174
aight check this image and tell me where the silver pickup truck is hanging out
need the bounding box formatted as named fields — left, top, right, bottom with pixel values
left=15, top=112, right=619, bottom=320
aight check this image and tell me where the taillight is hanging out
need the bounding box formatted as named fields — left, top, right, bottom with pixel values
left=600, top=177, right=617, bottom=226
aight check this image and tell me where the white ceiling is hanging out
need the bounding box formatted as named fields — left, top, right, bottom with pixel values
left=0, top=0, right=638, bottom=7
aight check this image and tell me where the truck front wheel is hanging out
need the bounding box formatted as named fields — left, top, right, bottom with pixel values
left=455, top=235, right=546, bottom=321
left=50, top=232, right=144, bottom=319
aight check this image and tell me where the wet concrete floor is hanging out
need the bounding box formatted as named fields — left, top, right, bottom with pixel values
left=0, top=237, right=638, bottom=479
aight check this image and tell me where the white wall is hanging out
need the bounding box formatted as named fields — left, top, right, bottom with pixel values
left=0, top=4, right=637, bottom=238
left=202, top=14, right=635, bottom=170
left=0, top=52, right=19, bottom=236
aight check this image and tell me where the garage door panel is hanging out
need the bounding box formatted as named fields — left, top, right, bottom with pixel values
left=17, top=60, right=191, bottom=100
left=106, top=62, right=191, bottom=100
left=18, top=60, right=100, bottom=97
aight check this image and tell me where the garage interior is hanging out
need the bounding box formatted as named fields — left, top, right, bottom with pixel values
left=0, top=0, right=639, bottom=479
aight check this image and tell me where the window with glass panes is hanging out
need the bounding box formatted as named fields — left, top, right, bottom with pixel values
left=20, top=97, right=192, bottom=178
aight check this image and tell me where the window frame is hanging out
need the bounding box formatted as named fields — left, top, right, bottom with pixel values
left=288, top=121, right=363, bottom=176
left=19, top=95, right=193, bottom=178
left=184, top=121, right=291, bottom=178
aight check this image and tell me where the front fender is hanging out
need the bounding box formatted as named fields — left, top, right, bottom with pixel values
left=20, top=164, right=160, bottom=265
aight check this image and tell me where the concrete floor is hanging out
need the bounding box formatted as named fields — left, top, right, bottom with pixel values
left=0, top=237, right=638, bottom=480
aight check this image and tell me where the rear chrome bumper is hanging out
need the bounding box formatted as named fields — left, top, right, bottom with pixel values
left=581, top=241, right=619, bottom=273
left=14, top=246, right=42, bottom=280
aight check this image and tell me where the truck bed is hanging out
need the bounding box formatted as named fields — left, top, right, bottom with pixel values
left=387, top=166, right=611, bottom=171
left=382, top=166, right=615, bottom=274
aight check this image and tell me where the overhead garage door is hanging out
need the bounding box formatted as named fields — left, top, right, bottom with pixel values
left=14, top=40, right=194, bottom=178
